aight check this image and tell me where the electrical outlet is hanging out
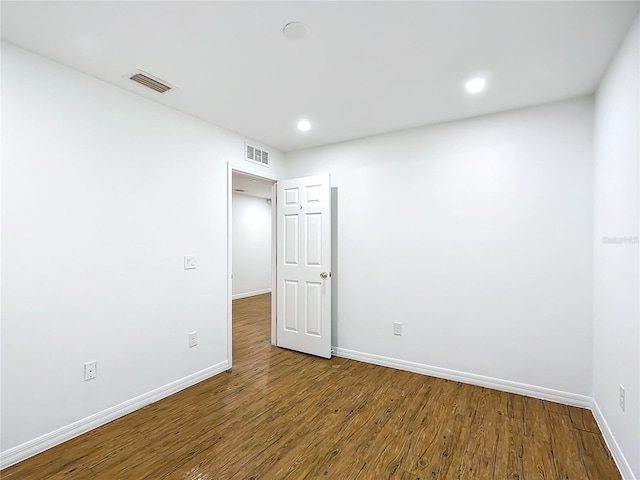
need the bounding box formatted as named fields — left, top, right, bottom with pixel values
left=184, top=255, right=196, bottom=270
left=84, top=361, right=97, bottom=381
left=189, top=331, right=198, bottom=348
left=393, top=322, right=402, bottom=336
left=620, top=384, right=626, bottom=411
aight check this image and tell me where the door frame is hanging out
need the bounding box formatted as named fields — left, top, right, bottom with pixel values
left=227, top=163, right=278, bottom=368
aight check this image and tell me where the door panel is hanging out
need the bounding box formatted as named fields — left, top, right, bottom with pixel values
left=305, top=213, right=322, bottom=266
left=305, top=282, right=322, bottom=336
left=283, top=280, right=299, bottom=332
left=276, top=174, right=331, bottom=358
left=284, top=215, right=299, bottom=265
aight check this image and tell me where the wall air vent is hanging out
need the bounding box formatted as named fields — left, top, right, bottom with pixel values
left=245, top=143, right=269, bottom=167
left=127, top=70, right=174, bottom=94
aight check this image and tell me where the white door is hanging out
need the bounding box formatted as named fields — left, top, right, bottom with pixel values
left=276, top=174, right=331, bottom=359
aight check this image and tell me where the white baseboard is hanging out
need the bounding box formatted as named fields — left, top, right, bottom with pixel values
left=0, top=360, right=230, bottom=470
left=332, top=347, right=591, bottom=408
left=592, top=400, right=637, bottom=480
left=232, top=288, right=271, bottom=300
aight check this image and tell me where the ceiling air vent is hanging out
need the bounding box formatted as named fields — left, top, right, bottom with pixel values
left=127, top=70, right=174, bottom=94
left=245, top=143, right=269, bottom=167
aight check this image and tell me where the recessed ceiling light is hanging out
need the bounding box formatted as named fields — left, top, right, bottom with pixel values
left=297, top=119, right=311, bottom=132
left=283, top=22, right=309, bottom=40
left=465, top=77, right=486, bottom=94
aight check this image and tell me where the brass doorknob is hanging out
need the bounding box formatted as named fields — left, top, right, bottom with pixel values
left=320, top=272, right=329, bottom=279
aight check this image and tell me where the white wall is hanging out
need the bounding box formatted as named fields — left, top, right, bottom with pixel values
left=285, top=98, right=594, bottom=397
left=0, top=43, right=284, bottom=460
left=593, top=14, right=640, bottom=480
left=232, top=193, right=272, bottom=299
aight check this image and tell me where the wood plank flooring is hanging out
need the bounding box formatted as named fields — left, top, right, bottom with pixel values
left=2, top=294, right=620, bottom=479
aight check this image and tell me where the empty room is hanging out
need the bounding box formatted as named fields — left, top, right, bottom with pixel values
left=1, top=1, right=639, bottom=479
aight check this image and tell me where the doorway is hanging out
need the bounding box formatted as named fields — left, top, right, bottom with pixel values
left=228, top=168, right=277, bottom=367
left=227, top=166, right=334, bottom=365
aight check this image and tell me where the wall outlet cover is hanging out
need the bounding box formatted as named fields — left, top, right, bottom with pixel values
left=84, top=361, right=97, bottom=381
left=393, top=322, right=402, bottom=336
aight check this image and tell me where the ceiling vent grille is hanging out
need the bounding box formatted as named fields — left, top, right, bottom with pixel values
left=127, top=71, right=173, bottom=94
left=245, top=143, right=269, bottom=167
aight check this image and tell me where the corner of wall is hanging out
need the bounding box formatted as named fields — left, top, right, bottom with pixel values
left=592, top=399, right=638, bottom=480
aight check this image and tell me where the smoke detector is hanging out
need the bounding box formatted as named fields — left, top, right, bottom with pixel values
left=283, top=22, right=309, bottom=40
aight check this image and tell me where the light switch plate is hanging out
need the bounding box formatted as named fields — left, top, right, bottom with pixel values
left=184, top=255, right=196, bottom=270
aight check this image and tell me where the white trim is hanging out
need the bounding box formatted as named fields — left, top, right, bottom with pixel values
left=270, top=181, right=277, bottom=347
left=592, top=400, right=637, bottom=480
left=227, top=163, right=234, bottom=369
left=0, top=361, right=229, bottom=469
left=232, top=288, right=272, bottom=300
left=332, top=347, right=591, bottom=408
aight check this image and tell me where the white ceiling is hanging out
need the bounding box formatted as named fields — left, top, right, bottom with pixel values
left=2, top=1, right=638, bottom=152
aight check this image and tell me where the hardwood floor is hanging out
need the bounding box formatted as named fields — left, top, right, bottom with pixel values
left=2, top=293, right=620, bottom=479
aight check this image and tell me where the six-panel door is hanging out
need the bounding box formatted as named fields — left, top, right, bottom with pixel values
left=276, top=174, right=331, bottom=359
